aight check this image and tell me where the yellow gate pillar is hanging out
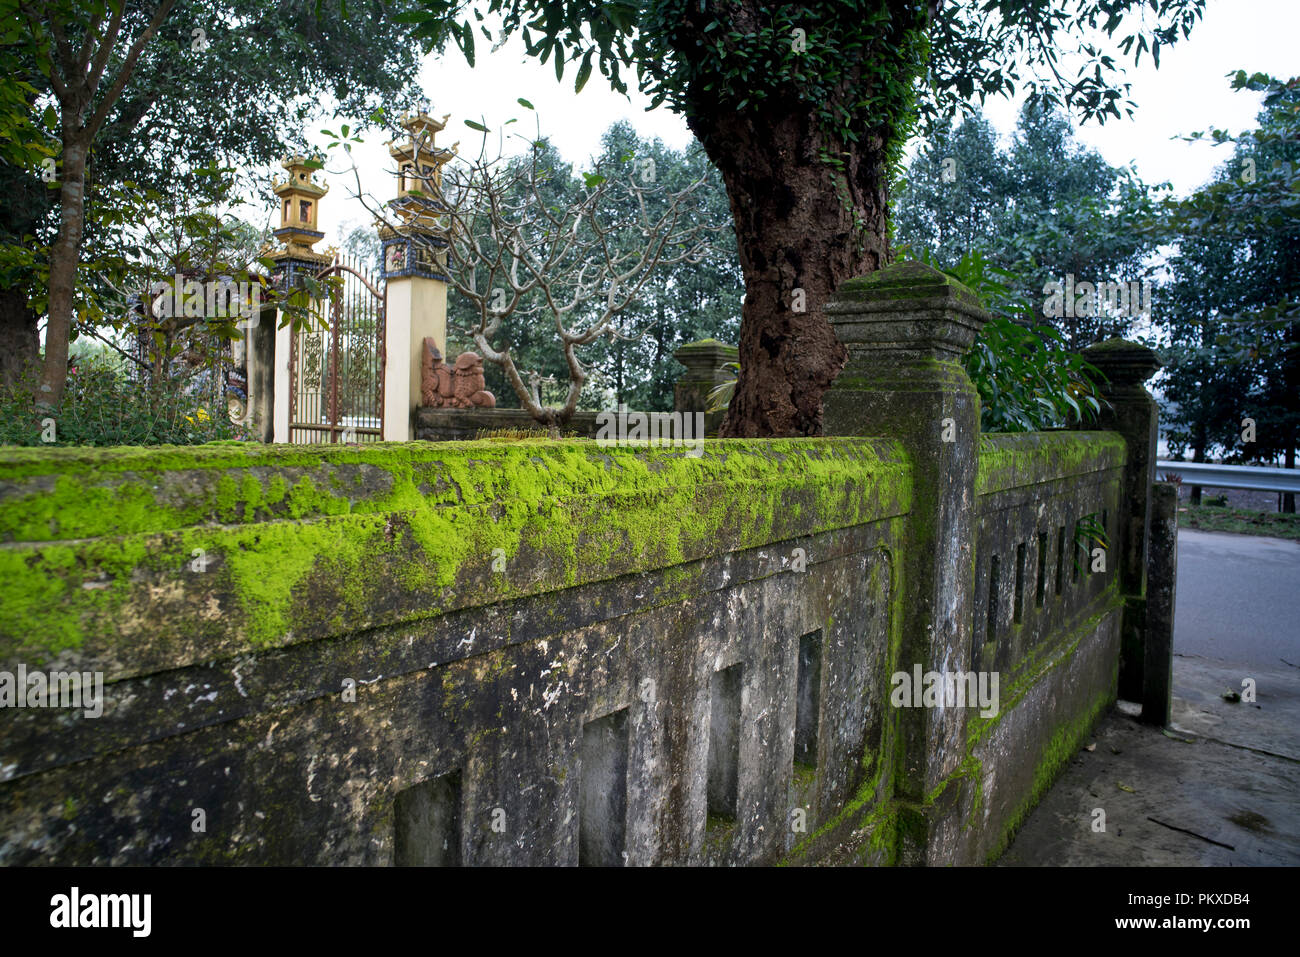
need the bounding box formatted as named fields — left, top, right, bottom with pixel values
left=379, top=107, right=455, bottom=441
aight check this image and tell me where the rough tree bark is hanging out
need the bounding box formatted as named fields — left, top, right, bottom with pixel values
left=691, top=103, right=890, bottom=437
left=0, top=288, right=39, bottom=389
left=39, top=130, right=88, bottom=409
left=670, top=1, right=920, bottom=437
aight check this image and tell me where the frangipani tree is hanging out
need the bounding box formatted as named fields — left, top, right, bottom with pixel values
left=408, top=116, right=723, bottom=432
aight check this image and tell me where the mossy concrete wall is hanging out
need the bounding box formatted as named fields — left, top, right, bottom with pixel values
left=0, top=425, right=1129, bottom=865
left=820, top=261, right=1133, bottom=866
left=0, top=437, right=916, bottom=865
left=952, top=431, right=1125, bottom=862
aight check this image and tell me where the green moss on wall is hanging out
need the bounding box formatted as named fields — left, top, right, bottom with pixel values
left=977, top=432, right=1126, bottom=496
left=0, top=437, right=913, bottom=669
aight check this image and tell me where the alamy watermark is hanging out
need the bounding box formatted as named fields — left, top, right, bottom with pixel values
left=1042, top=275, right=1151, bottom=320
left=50, top=887, right=150, bottom=937
left=595, top=409, right=705, bottom=458
left=890, top=665, right=1000, bottom=718
left=0, top=665, right=103, bottom=718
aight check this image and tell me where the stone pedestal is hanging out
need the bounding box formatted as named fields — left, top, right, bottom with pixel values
left=673, top=339, right=738, bottom=437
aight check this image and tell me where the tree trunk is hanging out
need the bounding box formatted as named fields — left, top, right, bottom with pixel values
left=686, top=104, right=889, bottom=437
left=0, top=287, right=39, bottom=389
left=39, top=134, right=89, bottom=409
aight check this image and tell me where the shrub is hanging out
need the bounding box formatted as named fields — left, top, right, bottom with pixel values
left=919, top=248, right=1104, bottom=433
left=0, top=354, right=252, bottom=447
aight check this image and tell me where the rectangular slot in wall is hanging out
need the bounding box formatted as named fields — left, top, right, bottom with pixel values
left=394, top=770, right=462, bottom=866
left=987, top=555, right=1000, bottom=644
left=579, top=708, right=629, bottom=867
left=1072, top=521, right=1081, bottom=583
left=1055, top=526, right=1066, bottom=595
left=1013, top=542, right=1027, bottom=624
left=707, top=663, right=743, bottom=821
left=1102, top=509, right=1112, bottom=574
left=1035, top=531, right=1048, bottom=608
left=794, top=631, right=822, bottom=769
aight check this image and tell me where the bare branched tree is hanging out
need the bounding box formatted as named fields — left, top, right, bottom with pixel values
left=352, top=115, right=724, bottom=434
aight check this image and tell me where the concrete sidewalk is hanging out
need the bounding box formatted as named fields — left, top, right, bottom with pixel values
left=997, top=653, right=1300, bottom=866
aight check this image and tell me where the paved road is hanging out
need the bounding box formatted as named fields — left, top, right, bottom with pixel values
left=1175, top=529, right=1300, bottom=670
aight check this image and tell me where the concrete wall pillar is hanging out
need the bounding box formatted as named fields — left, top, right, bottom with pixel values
left=1144, top=481, right=1179, bottom=725
left=246, top=299, right=278, bottom=443
left=380, top=237, right=448, bottom=442
left=1075, top=340, right=1162, bottom=702
left=822, top=259, right=989, bottom=865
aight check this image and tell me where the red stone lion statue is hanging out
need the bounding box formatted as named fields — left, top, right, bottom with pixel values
left=421, top=338, right=495, bottom=409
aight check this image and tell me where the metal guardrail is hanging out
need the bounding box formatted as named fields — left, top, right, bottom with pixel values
left=1156, top=461, right=1300, bottom=494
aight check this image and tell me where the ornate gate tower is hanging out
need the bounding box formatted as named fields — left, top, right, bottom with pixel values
left=379, top=106, right=456, bottom=440
left=263, top=154, right=335, bottom=443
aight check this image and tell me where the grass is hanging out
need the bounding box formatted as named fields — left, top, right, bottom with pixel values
left=1178, top=502, right=1300, bottom=541
left=471, top=426, right=586, bottom=442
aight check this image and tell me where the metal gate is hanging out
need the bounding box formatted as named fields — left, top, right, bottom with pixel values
left=288, top=255, right=386, bottom=444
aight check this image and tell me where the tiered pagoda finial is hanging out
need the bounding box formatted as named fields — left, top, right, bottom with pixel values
left=380, top=106, right=456, bottom=279
left=265, top=153, right=332, bottom=268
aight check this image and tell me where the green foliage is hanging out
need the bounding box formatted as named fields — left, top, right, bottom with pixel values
left=1176, top=502, right=1300, bottom=542
left=706, top=361, right=740, bottom=414
left=1158, top=72, right=1300, bottom=467
left=1072, top=511, right=1108, bottom=575
left=0, top=0, right=427, bottom=386
left=893, top=101, right=1163, bottom=348
left=922, top=249, right=1103, bottom=433
left=706, top=248, right=1102, bottom=435
left=579, top=123, right=741, bottom=411
left=0, top=354, right=251, bottom=447
left=411, top=1, right=1206, bottom=136
left=444, top=123, right=740, bottom=413
left=405, top=2, right=1204, bottom=436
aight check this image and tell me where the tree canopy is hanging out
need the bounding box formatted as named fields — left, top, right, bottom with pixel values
left=401, top=0, right=1206, bottom=436
left=0, top=0, right=428, bottom=399
left=1158, top=72, right=1299, bottom=488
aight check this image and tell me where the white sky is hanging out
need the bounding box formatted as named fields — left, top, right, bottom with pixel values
left=305, top=0, right=1297, bottom=251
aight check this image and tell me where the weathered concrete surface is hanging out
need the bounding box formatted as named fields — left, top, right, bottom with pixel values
left=823, top=260, right=990, bottom=863
left=1076, top=340, right=1161, bottom=704
left=1142, top=482, right=1178, bottom=724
